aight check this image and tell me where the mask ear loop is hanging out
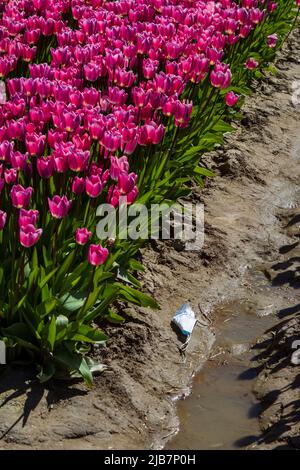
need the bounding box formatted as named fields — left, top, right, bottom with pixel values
left=198, top=303, right=213, bottom=326
left=179, top=334, right=191, bottom=354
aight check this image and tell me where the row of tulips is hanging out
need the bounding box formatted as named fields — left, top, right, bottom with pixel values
left=0, top=0, right=298, bottom=385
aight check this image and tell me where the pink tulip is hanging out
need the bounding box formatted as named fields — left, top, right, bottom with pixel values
left=25, top=133, right=46, bottom=156
left=173, top=100, right=193, bottom=128
left=48, top=130, right=67, bottom=149
left=246, top=58, right=259, bottom=70
left=137, top=123, right=165, bottom=145
left=53, top=111, right=80, bottom=133
left=110, top=156, right=129, bottom=181
left=73, top=133, right=91, bottom=151
left=37, top=157, right=54, bottom=178
left=83, top=88, right=99, bottom=107
left=11, top=151, right=27, bottom=171
left=127, top=186, right=139, bottom=205
left=101, top=131, right=121, bottom=152
left=72, top=176, right=85, bottom=195
left=210, top=62, right=232, bottom=89
left=107, top=186, right=121, bottom=208
left=84, top=63, right=102, bottom=82
left=19, top=209, right=39, bottom=228
left=86, top=174, right=104, bottom=198
left=250, top=8, right=264, bottom=24
left=225, top=91, right=240, bottom=107
left=88, top=244, right=109, bottom=266
left=132, top=87, right=147, bottom=108
left=52, top=143, right=71, bottom=173
left=68, top=150, right=90, bottom=172
left=240, top=25, right=252, bottom=39
left=48, top=195, right=72, bottom=219
left=118, top=172, right=138, bottom=194
left=108, top=86, right=127, bottom=106
left=19, top=224, right=43, bottom=248
left=75, top=227, right=92, bottom=245
left=267, top=34, right=278, bottom=48
left=0, top=210, right=7, bottom=230
left=0, top=141, right=13, bottom=161
left=143, top=59, right=159, bottom=79
left=10, top=184, right=33, bottom=209
left=0, top=59, right=11, bottom=78
left=4, top=168, right=18, bottom=184
left=88, top=120, right=105, bottom=141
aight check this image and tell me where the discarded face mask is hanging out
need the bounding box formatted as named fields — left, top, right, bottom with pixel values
left=172, top=303, right=197, bottom=337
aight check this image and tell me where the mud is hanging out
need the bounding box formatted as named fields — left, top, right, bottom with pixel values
left=0, top=29, right=300, bottom=450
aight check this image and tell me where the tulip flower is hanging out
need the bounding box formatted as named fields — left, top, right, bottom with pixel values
left=37, top=157, right=54, bottom=178
left=19, top=209, right=39, bottom=228
left=11, top=151, right=27, bottom=171
left=137, top=123, right=165, bottom=146
left=88, top=244, right=109, bottom=266
left=84, top=63, right=101, bottom=82
left=0, top=210, right=7, bottom=230
left=72, top=176, right=85, bottom=195
left=210, top=63, right=232, bottom=89
left=25, top=133, right=46, bottom=156
left=48, top=195, right=72, bottom=219
left=118, top=172, right=138, bottom=195
left=267, top=34, right=278, bottom=48
left=246, top=58, right=259, bottom=70
left=110, top=156, right=129, bottom=181
left=86, top=174, right=104, bottom=198
left=10, top=184, right=33, bottom=209
left=0, top=141, right=13, bottom=161
left=4, top=168, right=18, bottom=184
left=88, top=120, right=105, bottom=141
left=173, top=100, right=193, bottom=128
left=53, top=111, right=80, bottom=133
left=68, top=150, right=90, bottom=172
left=225, top=91, right=240, bottom=107
left=19, top=224, right=43, bottom=248
left=83, top=88, right=100, bottom=107
left=101, top=131, right=121, bottom=152
left=75, top=228, right=92, bottom=245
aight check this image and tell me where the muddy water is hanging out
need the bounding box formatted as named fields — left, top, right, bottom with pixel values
left=166, top=271, right=289, bottom=450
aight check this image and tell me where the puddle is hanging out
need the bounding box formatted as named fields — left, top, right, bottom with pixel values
left=166, top=298, right=279, bottom=450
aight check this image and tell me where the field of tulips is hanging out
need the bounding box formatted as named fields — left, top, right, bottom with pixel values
left=0, top=0, right=298, bottom=385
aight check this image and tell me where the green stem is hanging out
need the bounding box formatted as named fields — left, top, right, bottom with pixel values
left=9, top=208, right=19, bottom=320
left=77, top=266, right=96, bottom=321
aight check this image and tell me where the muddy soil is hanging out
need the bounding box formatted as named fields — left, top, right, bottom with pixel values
left=1, top=30, right=300, bottom=450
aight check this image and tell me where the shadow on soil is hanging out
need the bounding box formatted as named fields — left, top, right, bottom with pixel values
left=0, top=367, right=86, bottom=440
